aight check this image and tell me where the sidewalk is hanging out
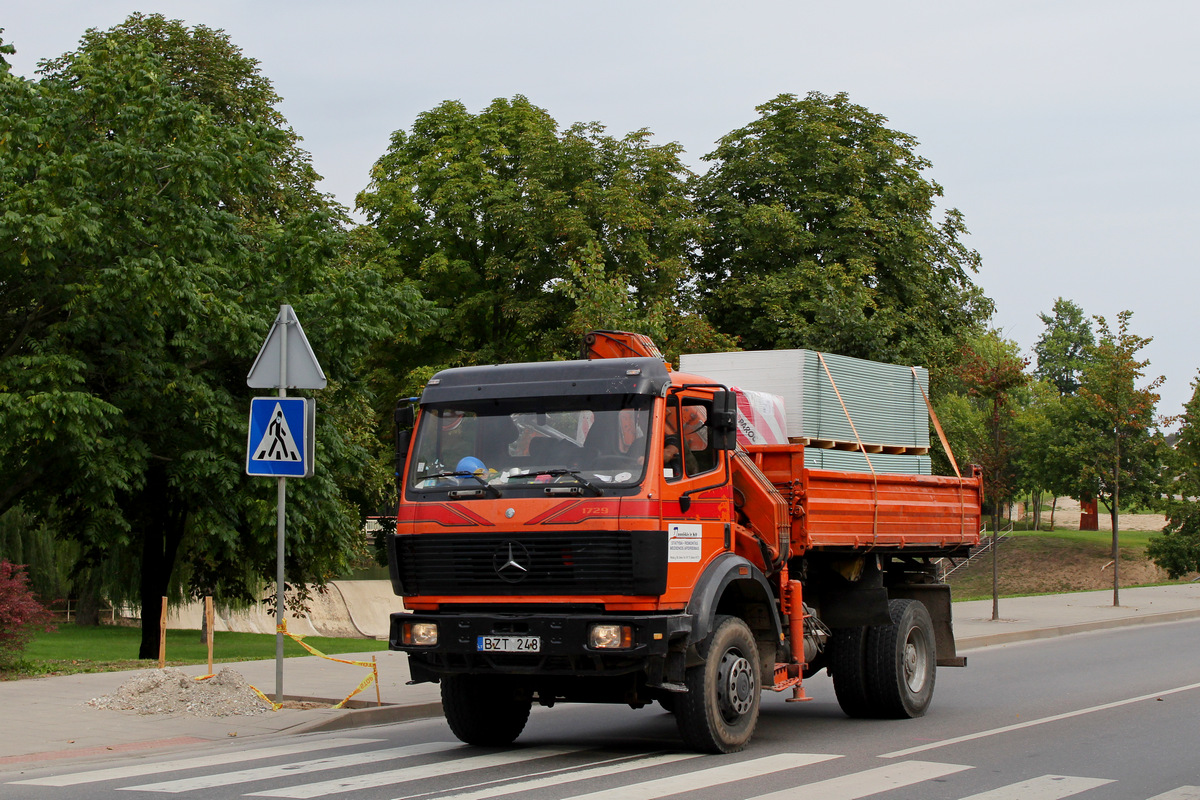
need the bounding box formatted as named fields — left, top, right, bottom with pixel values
left=4, top=584, right=1199, bottom=769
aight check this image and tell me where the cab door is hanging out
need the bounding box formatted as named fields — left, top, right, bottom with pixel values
left=658, top=391, right=734, bottom=594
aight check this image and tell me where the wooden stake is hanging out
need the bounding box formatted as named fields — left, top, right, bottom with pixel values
left=158, top=596, right=167, bottom=669
left=374, top=655, right=381, bottom=707
left=205, top=596, right=214, bottom=674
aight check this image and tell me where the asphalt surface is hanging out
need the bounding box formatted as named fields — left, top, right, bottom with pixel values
left=2, top=584, right=1198, bottom=769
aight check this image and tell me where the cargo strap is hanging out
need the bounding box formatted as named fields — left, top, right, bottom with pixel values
left=816, top=352, right=879, bottom=545
left=911, top=366, right=970, bottom=541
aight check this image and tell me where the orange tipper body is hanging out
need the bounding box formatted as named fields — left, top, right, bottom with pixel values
left=386, top=333, right=982, bottom=753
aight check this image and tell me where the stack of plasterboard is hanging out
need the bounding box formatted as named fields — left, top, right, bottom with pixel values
left=804, top=449, right=932, bottom=475
left=679, top=349, right=931, bottom=474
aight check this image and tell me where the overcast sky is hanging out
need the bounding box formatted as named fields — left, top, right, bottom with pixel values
left=5, top=2, right=1198, bottom=419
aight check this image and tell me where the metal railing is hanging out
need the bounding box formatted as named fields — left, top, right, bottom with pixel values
left=938, top=523, right=1012, bottom=580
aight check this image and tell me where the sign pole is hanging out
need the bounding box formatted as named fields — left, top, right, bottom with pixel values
left=246, top=303, right=325, bottom=707
left=276, top=310, right=289, bottom=705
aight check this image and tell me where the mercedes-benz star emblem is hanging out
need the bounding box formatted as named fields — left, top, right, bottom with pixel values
left=493, top=541, right=531, bottom=583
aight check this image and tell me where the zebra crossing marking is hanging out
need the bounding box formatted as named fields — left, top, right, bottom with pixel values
left=14, top=737, right=1200, bottom=800
left=956, top=774, right=1115, bottom=799
left=248, top=746, right=577, bottom=798
left=745, top=760, right=971, bottom=800
left=407, top=752, right=703, bottom=800
left=121, top=741, right=457, bottom=793
left=7, top=737, right=383, bottom=787
left=556, top=753, right=841, bottom=800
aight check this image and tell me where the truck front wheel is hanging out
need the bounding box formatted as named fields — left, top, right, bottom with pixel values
left=865, top=598, right=936, bottom=718
left=675, top=615, right=761, bottom=753
left=440, top=675, right=532, bottom=746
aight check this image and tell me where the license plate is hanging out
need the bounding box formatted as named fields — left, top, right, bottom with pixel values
left=477, top=635, right=541, bottom=653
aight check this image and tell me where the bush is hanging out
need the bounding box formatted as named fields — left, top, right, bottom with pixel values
left=1148, top=505, right=1200, bottom=579
left=0, top=560, right=56, bottom=666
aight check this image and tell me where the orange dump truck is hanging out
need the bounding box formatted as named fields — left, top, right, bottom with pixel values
left=387, top=331, right=982, bottom=753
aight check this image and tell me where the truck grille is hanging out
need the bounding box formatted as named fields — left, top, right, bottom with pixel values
left=389, top=530, right=668, bottom=597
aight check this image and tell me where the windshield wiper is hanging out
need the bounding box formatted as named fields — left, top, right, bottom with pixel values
left=524, top=468, right=604, bottom=497
left=417, top=470, right=502, bottom=498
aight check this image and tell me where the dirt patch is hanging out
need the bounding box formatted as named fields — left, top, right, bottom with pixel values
left=1026, top=497, right=1167, bottom=533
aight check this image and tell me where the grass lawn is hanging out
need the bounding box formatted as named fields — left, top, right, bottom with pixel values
left=946, top=529, right=1191, bottom=601
left=2, top=625, right=387, bottom=680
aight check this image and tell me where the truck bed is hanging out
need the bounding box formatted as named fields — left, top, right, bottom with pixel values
left=742, top=444, right=981, bottom=555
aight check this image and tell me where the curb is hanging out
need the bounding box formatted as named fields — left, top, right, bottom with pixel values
left=957, top=607, right=1200, bottom=649
left=285, top=701, right=444, bottom=734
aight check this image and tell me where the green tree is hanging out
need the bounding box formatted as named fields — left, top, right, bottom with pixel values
left=1075, top=312, right=1165, bottom=606
left=691, top=92, right=992, bottom=370
left=357, top=95, right=731, bottom=380
left=1148, top=375, right=1200, bottom=578
left=0, top=18, right=434, bottom=657
left=1034, top=298, right=1094, bottom=396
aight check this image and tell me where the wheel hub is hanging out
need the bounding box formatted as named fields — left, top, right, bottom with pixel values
left=717, top=650, right=755, bottom=720
left=902, top=625, right=929, bottom=693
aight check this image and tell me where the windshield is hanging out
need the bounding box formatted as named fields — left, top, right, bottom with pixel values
left=406, top=395, right=652, bottom=497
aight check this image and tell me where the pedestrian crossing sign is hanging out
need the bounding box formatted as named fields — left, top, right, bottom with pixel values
left=246, top=397, right=315, bottom=477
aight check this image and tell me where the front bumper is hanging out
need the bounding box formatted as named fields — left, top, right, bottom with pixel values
left=391, top=611, right=692, bottom=683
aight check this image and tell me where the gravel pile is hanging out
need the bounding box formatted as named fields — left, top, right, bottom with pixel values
left=88, top=667, right=272, bottom=717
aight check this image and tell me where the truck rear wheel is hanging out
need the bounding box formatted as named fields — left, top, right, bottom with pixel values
left=440, top=675, right=532, bottom=746
left=865, top=598, right=936, bottom=718
left=829, top=626, right=872, bottom=718
left=675, top=615, right=760, bottom=754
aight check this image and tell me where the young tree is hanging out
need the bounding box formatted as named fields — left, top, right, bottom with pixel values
left=691, top=92, right=992, bottom=371
left=358, top=96, right=730, bottom=378
left=1075, top=312, right=1164, bottom=606
left=0, top=18, right=435, bottom=657
left=952, top=332, right=1030, bottom=619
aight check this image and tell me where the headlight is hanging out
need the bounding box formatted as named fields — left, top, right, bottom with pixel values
left=589, top=623, right=633, bottom=649
left=402, top=621, right=438, bottom=646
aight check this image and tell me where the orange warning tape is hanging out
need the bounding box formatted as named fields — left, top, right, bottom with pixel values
left=242, top=620, right=381, bottom=711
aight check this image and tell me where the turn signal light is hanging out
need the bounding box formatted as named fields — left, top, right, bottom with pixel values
left=402, top=621, right=438, bottom=646
left=589, top=624, right=634, bottom=649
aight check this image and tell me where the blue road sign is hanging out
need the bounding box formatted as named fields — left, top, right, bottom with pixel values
left=247, top=397, right=314, bottom=477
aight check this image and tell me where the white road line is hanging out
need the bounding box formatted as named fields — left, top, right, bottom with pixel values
left=556, top=753, right=841, bottom=800
left=1147, top=789, right=1200, bottom=800
left=120, top=742, right=457, bottom=793
left=7, top=737, right=384, bottom=787
left=746, top=760, right=972, bottom=800
left=406, top=752, right=703, bottom=800
left=956, top=774, right=1115, bottom=799
left=881, top=680, right=1200, bottom=759
left=247, top=747, right=577, bottom=798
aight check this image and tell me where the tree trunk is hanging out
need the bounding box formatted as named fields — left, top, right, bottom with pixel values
left=991, top=504, right=1001, bottom=621
left=137, top=466, right=188, bottom=660
left=73, top=565, right=104, bottom=627
left=1112, top=438, right=1121, bottom=608
left=1049, top=496, right=1058, bottom=531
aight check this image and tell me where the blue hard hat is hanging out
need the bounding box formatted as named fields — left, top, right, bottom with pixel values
left=456, top=456, right=486, bottom=475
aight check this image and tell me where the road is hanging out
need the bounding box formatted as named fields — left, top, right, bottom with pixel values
left=6, top=618, right=1200, bottom=799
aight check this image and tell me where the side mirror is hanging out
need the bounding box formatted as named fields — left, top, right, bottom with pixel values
left=394, top=401, right=416, bottom=484
left=710, top=390, right=737, bottom=451
left=394, top=402, right=415, bottom=430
